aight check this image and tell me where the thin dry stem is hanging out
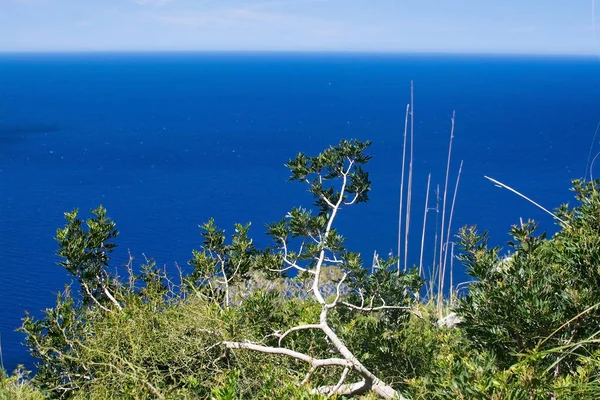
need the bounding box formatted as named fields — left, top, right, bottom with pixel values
left=437, top=111, right=456, bottom=316
left=403, top=81, right=415, bottom=272
left=397, top=103, right=410, bottom=272
left=419, top=173, right=432, bottom=277
left=440, top=159, right=463, bottom=305
left=450, top=243, right=455, bottom=305
left=484, top=176, right=568, bottom=225
left=585, top=121, right=600, bottom=180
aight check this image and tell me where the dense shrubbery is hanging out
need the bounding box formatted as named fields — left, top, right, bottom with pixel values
left=5, top=140, right=600, bottom=399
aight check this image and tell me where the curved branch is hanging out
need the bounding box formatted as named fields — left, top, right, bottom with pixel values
left=340, top=302, right=412, bottom=312
left=312, top=160, right=354, bottom=305
left=314, top=381, right=399, bottom=399
left=343, top=192, right=360, bottom=206
left=326, top=273, right=348, bottom=309
left=305, top=178, right=336, bottom=208
left=102, top=286, right=122, bottom=311
left=81, top=281, right=111, bottom=313
left=222, top=341, right=351, bottom=369
left=276, top=324, right=324, bottom=346
left=329, top=367, right=350, bottom=398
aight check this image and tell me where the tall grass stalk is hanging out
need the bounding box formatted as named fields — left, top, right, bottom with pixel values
left=403, top=81, right=415, bottom=272
left=393, top=88, right=463, bottom=314
left=419, top=173, right=432, bottom=276
left=584, top=120, right=600, bottom=180
left=397, top=103, right=410, bottom=273
left=426, top=184, right=441, bottom=302
left=439, top=159, right=463, bottom=310
left=484, top=176, right=567, bottom=225
left=449, top=243, right=455, bottom=305
left=437, top=111, right=456, bottom=316
left=0, top=333, right=3, bottom=373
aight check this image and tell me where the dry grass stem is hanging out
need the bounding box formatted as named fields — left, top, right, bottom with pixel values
left=397, top=103, right=410, bottom=272
left=484, top=176, right=567, bottom=225
left=404, top=81, right=415, bottom=272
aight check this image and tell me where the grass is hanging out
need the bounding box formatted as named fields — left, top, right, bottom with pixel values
left=394, top=84, right=463, bottom=319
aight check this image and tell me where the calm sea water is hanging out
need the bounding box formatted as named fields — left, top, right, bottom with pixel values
left=0, top=52, right=598, bottom=369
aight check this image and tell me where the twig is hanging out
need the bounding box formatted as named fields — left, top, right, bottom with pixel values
left=301, top=366, right=317, bottom=385
left=326, top=273, right=348, bottom=309
left=340, top=301, right=411, bottom=312
left=585, top=121, right=600, bottom=180
left=329, top=367, right=350, bottom=398
left=538, top=303, right=600, bottom=349
left=222, top=341, right=352, bottom=369
left=81, top=281, right=111, bottom=313
left=591, top=152, right=600, bottom=181
left=484, top=176, right=568, bottom=225
left=276, top=324, right=324, bottom=346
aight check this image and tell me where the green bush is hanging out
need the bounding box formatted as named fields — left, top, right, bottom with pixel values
left=457, top=180, right=600, bottom=372
left=0, top=367, right=44, bottom=400
left=15, top=141, right=600, bottom=399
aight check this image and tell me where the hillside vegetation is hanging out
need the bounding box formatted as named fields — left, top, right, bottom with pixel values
left=4, top=139, right=600, bottom=399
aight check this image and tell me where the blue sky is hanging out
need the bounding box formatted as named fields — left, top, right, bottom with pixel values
left=1, top=0, right=598, bottom=54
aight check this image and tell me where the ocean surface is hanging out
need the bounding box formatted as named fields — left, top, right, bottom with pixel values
left=0, top=52, right=598, bottom=370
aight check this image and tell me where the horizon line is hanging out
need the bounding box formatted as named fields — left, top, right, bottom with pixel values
left=0, top=49, right=598, bottom=58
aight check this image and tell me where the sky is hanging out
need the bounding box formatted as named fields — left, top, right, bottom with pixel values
left=0, top=0, right=598, bottom=54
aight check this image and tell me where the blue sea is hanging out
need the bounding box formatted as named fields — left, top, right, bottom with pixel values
left=0, top=52, right=598, bottom=370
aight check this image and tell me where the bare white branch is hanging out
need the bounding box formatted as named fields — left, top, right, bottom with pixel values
left=81, top=282, right=111, bottom=313
left=223, top=148, right=409, bottom=399
left=484, top=175, right=568, bottom=225
left=301, top=366, right=317, bottom=386
left=305, top=178, right=336, bottom=209
left=312, top=160, right=354, bottom=305
left=222, top=341, right=351, bottom=369
left=341, top=302, right=411, bottom=312
left=329, top=367, right=350, bottom=398
left=101, top=284, right=122, bottom=311
left=216, top=255, right=230, bottom=309
left=326, top=273, right=348, bottom=309
left=276, top=324, right=324, bottom=346
left=343, top=192, right=360, bottom=206
left=314, top=381, right=401, bottom=399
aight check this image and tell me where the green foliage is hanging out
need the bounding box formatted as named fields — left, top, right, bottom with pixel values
left=457, top=180, right=600, bottom=374
left=428, top=179, right=600, bottom=399
left=286, top=139, right=372, bottom=214
left=18, top=141, right=600, bottom=399
left=55, top=206, right=120, bottom=309
left=187, top=218, right=268, bottom=307
left=21, top=288, right=95, bottom=397
left=331, top=267, right=423, bottom=387
left=0, top=367, right=44, bottom=400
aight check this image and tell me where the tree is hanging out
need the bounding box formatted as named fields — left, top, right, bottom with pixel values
left=21, top=139, right=423, bottom=399
left=218, top=139, right=421, bottom=399
left=55, top=206, right=122, bottom=312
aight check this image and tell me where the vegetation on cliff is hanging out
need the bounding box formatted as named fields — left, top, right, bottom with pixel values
left=4, top=139, right=600, bottom=399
